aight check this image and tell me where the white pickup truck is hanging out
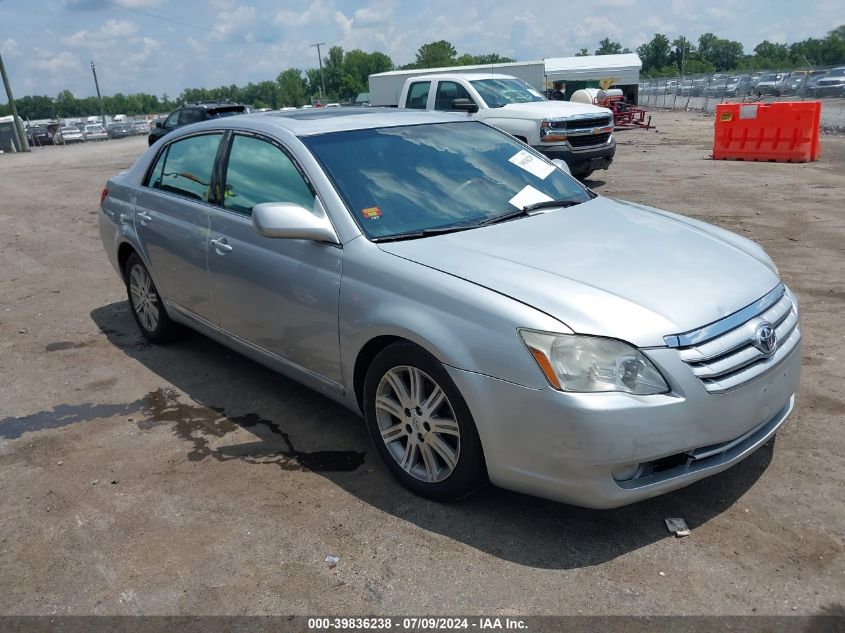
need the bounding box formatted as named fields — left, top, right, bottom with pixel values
left=396, top=73, right=616, bottom=178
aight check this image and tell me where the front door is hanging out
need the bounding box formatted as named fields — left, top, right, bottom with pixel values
left=207, top=132, right=343, bottom=383
left=134, top=132, right=223, bottom=322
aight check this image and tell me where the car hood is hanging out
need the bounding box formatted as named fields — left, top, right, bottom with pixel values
left=495, top=101, right=613, bottom=119
left=378, top=197, right=780, bottom=347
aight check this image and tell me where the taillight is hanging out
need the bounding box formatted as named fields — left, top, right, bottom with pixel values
left=100, top=188, right=109, bottom=205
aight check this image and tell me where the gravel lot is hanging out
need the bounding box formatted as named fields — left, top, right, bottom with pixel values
left=0, top=114, right=843, bottom=617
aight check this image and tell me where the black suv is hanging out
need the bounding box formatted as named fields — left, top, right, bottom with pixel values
left=148, top=101, right=247, bottom=146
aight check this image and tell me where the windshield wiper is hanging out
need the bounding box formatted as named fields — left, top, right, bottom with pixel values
left=371, top=224, right=477, bottom=243
left=477, top=199, right=583, bottom=227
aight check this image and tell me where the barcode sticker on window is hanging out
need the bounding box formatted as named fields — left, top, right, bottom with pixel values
left=508, top=150, right=555, bottom=180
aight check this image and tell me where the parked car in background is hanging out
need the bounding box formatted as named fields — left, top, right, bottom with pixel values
left=147, top=101, right=247, bottom=146
left=723, top=76, right=753, bottom=99
left=131, top=120, right=150, bottom=135
left=60, top=126, right=85, bottom=144
left=807, top=68, right=845, bottom=98
left=107, top=122, right=136, bottom=139
left=83, top=124, right=108, bottom=141
left=26, top=125, right=54, bottom=146
left=755, top=73, right=789, bottom=96
left=99, top=109, right=800, bottom=508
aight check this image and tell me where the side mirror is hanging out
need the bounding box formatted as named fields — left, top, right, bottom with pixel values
left=252, top=201, right=339, bottom=244
left=551, top=159, right=571, bottom=176
left=452, top=98, right=479, bottom=113
left=155, top=121, right=163, bottom=129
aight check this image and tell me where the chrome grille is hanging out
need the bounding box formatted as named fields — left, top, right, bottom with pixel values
left=668, top=284, right=800, bottom=393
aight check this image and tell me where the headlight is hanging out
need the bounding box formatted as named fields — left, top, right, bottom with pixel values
left=540, top=118, right=567, bottom=142
left=519, top=330, right=669, bottom=395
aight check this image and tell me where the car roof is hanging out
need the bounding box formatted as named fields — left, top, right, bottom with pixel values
left=183, top=107, right=470, bottom=137
left=410, top=73, right=521, bottom=81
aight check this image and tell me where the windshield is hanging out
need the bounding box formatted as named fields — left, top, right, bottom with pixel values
left=470, top=78, right=545, bottom=108
left=303, top=121, right=590, bottom=240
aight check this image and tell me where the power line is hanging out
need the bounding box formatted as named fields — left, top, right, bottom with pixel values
left=102, top=0, right=211, bottom=33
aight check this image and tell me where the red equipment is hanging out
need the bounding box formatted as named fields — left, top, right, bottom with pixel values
left=599, top=95, right=654, bottom=130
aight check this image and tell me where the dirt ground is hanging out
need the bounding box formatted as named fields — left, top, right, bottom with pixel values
left=0, top=113, right=843, bottom=617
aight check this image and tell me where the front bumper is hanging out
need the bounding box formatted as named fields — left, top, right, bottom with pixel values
left=446, top=339, right=801, bottom=508
left=535, top=136, right=616, bottom=176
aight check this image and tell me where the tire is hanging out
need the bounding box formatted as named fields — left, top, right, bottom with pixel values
left=577, top=170, right=594, bottom=181
left=363, top=341, right=487, bottom=501
left=124, top=253, right=178, bottom=343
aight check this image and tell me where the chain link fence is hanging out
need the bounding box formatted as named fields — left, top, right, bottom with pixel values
left=638, top=68, right=845, bottom=131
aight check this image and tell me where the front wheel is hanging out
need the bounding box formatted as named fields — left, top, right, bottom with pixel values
left=124, top=253, right=178, bottom=343
left=363, top=342, right=487, bottom=501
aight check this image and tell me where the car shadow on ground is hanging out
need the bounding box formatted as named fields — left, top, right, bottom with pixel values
left=89, top=301, right=773, bottom=570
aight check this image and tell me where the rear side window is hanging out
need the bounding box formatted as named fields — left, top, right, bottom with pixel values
left=405, top=82, right=430, bottom=109
left=434, top=81, right=473, bottom=111
left=222, top=134, right=314, bottom=216
left=178, top=108, right=205, bottom=125
left=146, top=133, right=222, bottom=202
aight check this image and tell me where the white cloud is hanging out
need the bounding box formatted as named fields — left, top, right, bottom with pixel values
left=274, top=0, right=335, bottom=27
left=573, top=16, right=622, bottom=40
left=62, top=19, right=138, bottom=47
left=32, top=51, right=80, bottom=72
left=210, top=4, right=256, bottom=40
left=1, top=38, right=21, bottom=58
left=126, top=36, right=161, bottom=64
left=600, top=0, right=634, bottom=6
left=113, top=0, right=165, bottom=6
left=352, top=2, right=394, bottom=27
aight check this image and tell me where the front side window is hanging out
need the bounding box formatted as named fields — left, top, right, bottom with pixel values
left=222, top=134, right=314, bottom=216
left=405, top=82, right=430, bottom=109
left=147, top=133, right=222, bottom=201
left=304, top=121, right=590, bottom=240
left=434, top=81, right=474, bottom=111
left=163, top=111, right=179, bottom=129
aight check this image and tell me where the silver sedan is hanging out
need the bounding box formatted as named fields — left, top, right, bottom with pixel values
left=99, top=109, right=800, bottom=508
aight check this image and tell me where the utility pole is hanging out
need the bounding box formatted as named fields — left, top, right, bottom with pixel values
left=310, top=42, right=327, bottom=102
left=0, top=49, right=30, bottom=152
left=90, top=61, right=106, bottom=126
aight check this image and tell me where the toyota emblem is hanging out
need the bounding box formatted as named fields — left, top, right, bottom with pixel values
left=754, top=321, right=777, bottom=356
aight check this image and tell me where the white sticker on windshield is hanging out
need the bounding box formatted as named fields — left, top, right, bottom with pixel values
left=508, top=185, right=553, bottom=209
left=508, top=149, right=555, bottom=180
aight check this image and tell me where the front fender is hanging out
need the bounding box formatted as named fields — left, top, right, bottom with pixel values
left=338, top=237, right=569, bottom=397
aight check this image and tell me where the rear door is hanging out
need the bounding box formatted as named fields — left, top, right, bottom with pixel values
left=133, top=132, right=224, bottom=322
left=207, top=132, right=343, bottom=383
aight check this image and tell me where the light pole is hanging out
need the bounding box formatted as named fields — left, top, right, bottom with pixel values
left=90, top=61, right=106, bottom=126
left=0, top=49, right=30, bottom=152
left=310, top=42, right=327, bottom=102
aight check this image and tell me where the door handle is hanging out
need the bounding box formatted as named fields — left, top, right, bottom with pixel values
left=137, top=211, right=152, bottom=225
left=210, top=237, right=233, bottom=254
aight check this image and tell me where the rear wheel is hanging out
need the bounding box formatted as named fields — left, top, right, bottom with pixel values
left=124, top=253, right=178, bottom=343
left=363, top=342, right=487, bottom=501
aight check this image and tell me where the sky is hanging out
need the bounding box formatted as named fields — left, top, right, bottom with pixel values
left=1, top=0, right=842, bottom=99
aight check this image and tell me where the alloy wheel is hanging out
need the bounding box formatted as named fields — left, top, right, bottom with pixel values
left=374, top=365, right=461, bottom=483
left=128, top=264, right=160, bottom=333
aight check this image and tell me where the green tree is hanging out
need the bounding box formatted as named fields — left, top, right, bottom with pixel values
left=595, top=38, right=623, bottom=55
left=697, top=33, right=744, bottom=70
left=277, top=68, right=307, bottom=107
left=637, top=33, right=672, bottom=72
left=414, top=40, right=457, bottom=68
left=575, top=48, right=589, bottom=57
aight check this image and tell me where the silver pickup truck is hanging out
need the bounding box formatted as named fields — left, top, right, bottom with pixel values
left=396, top=72, right=616, bottom=178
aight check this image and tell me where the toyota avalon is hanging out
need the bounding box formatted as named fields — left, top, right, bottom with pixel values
left=98, top=109, right=800, bottom=508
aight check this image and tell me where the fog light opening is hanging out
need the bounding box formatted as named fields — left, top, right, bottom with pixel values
left=612, top=463, right=645, bottom=482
